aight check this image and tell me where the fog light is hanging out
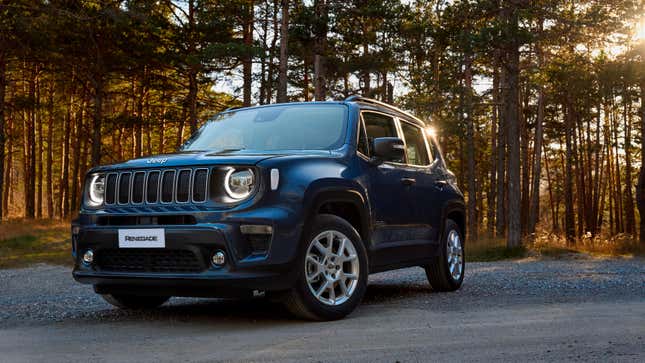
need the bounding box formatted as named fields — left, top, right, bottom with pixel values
left=82, top=250, right=94, bottom=265
left=211, top=250, right=226, bottom=266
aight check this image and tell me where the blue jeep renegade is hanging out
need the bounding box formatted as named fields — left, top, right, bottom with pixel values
left=72, top=96, right=466, bottom=320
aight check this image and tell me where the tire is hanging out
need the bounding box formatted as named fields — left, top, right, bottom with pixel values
left=101, top=294, right=170, bottom=310
left=283, top=214, right=368, bottom=321
left=424, top=218, right=464, bottom=292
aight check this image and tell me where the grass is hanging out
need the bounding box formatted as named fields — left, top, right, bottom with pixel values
left=468, top=231, right=645, bottom=262
left=0, top=220, right=72, bottom=269
left=1, top=220, right=643, bottom=269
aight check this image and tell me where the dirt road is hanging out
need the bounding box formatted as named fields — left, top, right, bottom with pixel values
left=1, top=257, right=643, bottom=362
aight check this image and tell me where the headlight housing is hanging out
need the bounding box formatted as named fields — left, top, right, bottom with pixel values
left=224, top=168, right=255, bottom=200
left=86, top=173, right=105, bottom=206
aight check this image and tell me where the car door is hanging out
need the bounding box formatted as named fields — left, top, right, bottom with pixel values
left=398, top=120, right=444, bottom=246
left=360, top=112, right=420, bottom=266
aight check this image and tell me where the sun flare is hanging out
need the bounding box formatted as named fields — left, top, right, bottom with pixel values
left=635, top=19, right=645, bottom=41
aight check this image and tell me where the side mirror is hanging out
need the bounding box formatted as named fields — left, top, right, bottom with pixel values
left=371, top=137, right=405, bottom=164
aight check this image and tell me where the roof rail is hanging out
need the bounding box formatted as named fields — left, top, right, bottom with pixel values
left=344, top=95, right=426, bottom=125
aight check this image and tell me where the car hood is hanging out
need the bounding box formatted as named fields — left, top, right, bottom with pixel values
left=90, top=150, right=333, bottom=172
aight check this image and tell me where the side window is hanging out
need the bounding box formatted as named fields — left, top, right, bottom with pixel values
left=357, top=119, right=369, bottom=156
left=400, top=121, right=430, bottom=166
left=362, top=112, right=402, bottom=163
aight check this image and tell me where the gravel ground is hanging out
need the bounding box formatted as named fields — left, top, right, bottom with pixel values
left=0, top=257, right=644, bottom=362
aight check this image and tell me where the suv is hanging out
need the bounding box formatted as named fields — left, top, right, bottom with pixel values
left=72, top=96, right=465, bottom=321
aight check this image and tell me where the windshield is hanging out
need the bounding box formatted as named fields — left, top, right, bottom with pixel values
left=182, top=104, right=348, bottom=152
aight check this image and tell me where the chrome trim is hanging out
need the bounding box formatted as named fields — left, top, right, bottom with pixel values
left=191, top=168, right=210, bottom=203
left=175, top=168, right=193, bottom=204
left=160, top=169, right=176, bottom=204
left=131, top=171, right=146, bottom=205
left=144, top=169, right=161, bottom=204
left=117, top=172, right=133, bottom=205
left=105, top=172, right=119, bottom=205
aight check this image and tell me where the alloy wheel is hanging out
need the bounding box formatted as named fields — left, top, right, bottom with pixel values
left=304, top=230, right=360, bottom=306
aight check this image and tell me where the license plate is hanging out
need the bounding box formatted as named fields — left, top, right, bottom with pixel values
left=118, top=229, right=165, bottom=248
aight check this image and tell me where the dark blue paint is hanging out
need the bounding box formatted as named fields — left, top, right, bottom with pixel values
left=73, top=100, right=465, bottom=295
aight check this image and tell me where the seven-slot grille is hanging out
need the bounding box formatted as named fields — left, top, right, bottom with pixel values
left=104, top=168, right=209, bottom=205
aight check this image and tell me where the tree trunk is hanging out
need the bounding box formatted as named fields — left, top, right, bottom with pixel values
left=242, top=1, right=254, bottom=107
left=0, top=51, right=5, bottom=221
left=70, top=102, right=84, bottom=216
left=187, top=0, right=199, bottom=134
left=528, top=84, right=545, bottom=235
left=495, top=66, right=506, bottom=238
left=487, top=69, right=499, bottom=238
left=504, top=2, right=521, bottom=247
left=91, top=77, right=103, bottom=166
left=564, top=101, right=576, bottom=245
left=276, top=0, right=289, bottom=103
left=636, top=79, right=645, bottom=243
left=464, top=52, right=477, bottom=243
left=623, top=92, right=636, bottom=234
left=313, top=0, right=328, bottom=101
left=46, top=83, right=54, bottom=219
left=25, top=66, right=36, bottom=219
left=60, top=90, right=73, bottom=218
left=35, top=74, right=42, bottom=218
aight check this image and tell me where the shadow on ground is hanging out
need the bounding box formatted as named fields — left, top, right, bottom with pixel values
left=71, top=282, right=436, bottom=325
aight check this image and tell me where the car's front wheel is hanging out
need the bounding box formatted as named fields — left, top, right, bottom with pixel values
left=101, top=294, right=170, bottom=310
left=424, top=218, right=464, bottom=291
left=283, top=214, right=368, bottom=321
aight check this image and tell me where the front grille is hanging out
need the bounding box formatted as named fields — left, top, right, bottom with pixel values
left=105, top=168, right=209, bottom=206
left=97, top=249, right=204, bottom=273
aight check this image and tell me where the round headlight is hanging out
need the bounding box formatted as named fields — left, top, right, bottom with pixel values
left=87, top=174, right=105, bottom=206
left=224, top=168, right=255, bottom=200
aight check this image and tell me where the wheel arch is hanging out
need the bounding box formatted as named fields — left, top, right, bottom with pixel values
left=441, top=200, right=466, bottom=244
left=303, top=186, right=372, bottom=248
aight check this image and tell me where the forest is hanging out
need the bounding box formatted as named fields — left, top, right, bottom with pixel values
left=1, top=0, right=644, bottom=250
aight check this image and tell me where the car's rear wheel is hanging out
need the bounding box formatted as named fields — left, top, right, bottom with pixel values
left=283, top=214, right=368, bottom=321
left=424, top=218, right=464, bottom=291
left=101, top=294, right=170, bottom=309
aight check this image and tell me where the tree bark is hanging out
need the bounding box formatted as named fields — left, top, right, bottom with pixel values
left=487, top=69, right=499, bottom=237
left=495, top=66, right=506, bottom=238
left=276, top=0, right=289, bottom=103
left=242, top=1, right=254, bottom=107
left=46, top=83, right=54, bottom=218
left=564, top=101, right=576, bottom=244
left=313, top=0, right=328, bottom=101
left=187, top=0, right=199, bottom=134
left=91, top=77, right=103, bottom=166
left=503, top=1, right=521, bottom=247
left=528, top=82, right=545, bottom=235
left=636, top=79, right=645, bottom=243
left=623, top=90, right=636, bottom=234
left=464, top=52, right=477, bottom=243
left=0, top=51, right=5, bottom=221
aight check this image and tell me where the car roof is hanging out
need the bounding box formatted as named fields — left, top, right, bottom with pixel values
left=218, top=97, right=428, bottom=128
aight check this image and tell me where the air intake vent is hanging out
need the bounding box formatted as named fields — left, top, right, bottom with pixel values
left=161, top=170, right=176, bottom=203
left=132, top=172, right=145, bottom=204
left=176, top=170, right=191, bottom=203
left=103, top=168, right=209, bottom=206
left=146, top=171, right=160, bottom=203
left=105, top=174, right=118, bottom=204
left=118, top=173, right=131, bottom=204
left=193, top=169, right=208, bottom=202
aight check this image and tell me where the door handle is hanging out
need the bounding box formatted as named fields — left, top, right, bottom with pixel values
left=401, top=178, right=416, bottom=186
left=434, top=180, right=447, bottom=190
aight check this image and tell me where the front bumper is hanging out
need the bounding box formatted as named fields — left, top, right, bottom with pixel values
left=73, top=210, right=304, bottom=296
